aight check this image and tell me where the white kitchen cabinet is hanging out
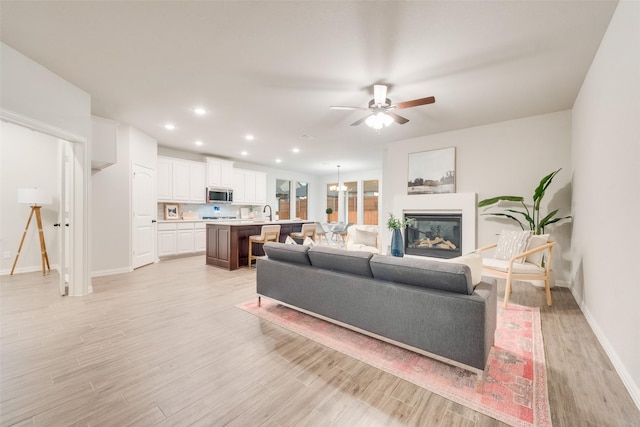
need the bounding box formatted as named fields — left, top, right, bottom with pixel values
left=189, top=162, right=206, bottom=203
left=176, top=223, right=195, bottom=254
left=157, top=157, right=173, bottom=201
left=157, top=221, right=207, bottom=258
left=232, top=168, right=266, bottom=205
left=206, top=157, right=234, bottom=188
left=158, top=156, right=206, bottom=203
left=194, top=223, right=207, bottom=251
left=255, top=171, right=267, bottom=204
left=172, top=160, right=190, bottom=202
left=157, top=222, right=177, bottom=257
left=232, top=170, right=246, bottom=203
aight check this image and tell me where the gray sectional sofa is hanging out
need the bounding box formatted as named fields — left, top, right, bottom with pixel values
left=256, top=242, right=497, bottom=376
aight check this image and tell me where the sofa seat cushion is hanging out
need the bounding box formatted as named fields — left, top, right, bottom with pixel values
left=370, top=255, right=474, bottom=295
left=308, top=246, right=373, bottom=277
left=482, top=258, right=545, bottom=274
left=263, top=242, right=311, bottom=265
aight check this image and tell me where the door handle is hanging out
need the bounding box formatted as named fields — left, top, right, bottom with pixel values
left=152, top=219, right=157, bottom=223
left=54, top=223, right=70, bottom=227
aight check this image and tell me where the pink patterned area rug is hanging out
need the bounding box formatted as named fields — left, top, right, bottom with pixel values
left=237, top=299, right=551, bottom=427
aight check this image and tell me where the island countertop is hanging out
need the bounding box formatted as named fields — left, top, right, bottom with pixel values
left=205, top=220, right=313, bottom=270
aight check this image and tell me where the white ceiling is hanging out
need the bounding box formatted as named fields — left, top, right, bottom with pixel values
left=0, top=1, right=617, bottom=175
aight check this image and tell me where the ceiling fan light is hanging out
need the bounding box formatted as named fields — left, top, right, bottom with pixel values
left=383, top=113, right=394, bottom=127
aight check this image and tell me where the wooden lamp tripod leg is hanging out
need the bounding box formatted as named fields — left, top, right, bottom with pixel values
left=10, top=206, right=36, bottom=276
left=34, top=206, right=50, bottom=275
left=9, top=206, right=50, bottom=276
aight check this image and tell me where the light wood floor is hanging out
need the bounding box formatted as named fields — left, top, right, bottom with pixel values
left=1, top=256, right=639, bottom=427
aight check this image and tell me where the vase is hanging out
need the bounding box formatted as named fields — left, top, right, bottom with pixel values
left=390, top=228, right=404, bottom=257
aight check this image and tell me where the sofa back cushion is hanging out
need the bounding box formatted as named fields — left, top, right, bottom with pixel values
left=369, top=255, right=474, bottom=295
left=263, top=242, right=311, bottom=265
left=308, top=246, right=373, bottom=277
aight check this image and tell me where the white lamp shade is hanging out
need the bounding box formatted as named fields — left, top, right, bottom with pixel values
left=17, top=187, right=51, bottom=205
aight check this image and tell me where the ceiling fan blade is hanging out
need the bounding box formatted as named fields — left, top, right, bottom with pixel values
left=330, top=105, right=367, bottom=110
left=373, top=85, right=387, bottom=105
left=388, top=112, right=409, bottom=124
left=395, top=96, right=436, bottom=109
left=350, top=115, right=370, bottom=126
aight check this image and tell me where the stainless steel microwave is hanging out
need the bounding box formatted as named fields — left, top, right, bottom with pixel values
left=206, top=187, right=233, bottom=204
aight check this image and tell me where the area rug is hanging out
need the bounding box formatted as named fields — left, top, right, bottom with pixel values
left=237, top=299, right=551, bottom=426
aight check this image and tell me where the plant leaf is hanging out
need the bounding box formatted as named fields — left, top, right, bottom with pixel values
left=478, top=196, right=524, bottom=207
left=533, top=169, right=561, bottom=208
left=506, top=209, right=535, bottom=230
left=480, top=212, right=525, bottom=230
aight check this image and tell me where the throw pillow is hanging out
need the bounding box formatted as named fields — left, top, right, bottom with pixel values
left=285, top=236, right=298, bottom=245
left=445, top=252, right=482, bottom=286
left=303, top=237, right=316, bottom=247
left=494, top=230, right=531, bottom=263
left=525, top=234, right=549, bottom=266
left=352, top=229, right=378, bottom=248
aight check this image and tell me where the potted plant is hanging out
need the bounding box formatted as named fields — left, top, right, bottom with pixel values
left=477, top=168, right=571, bottom=235
left=325, top=207, right=333, bottom=221
left=387, top=213, right=415, bottom=257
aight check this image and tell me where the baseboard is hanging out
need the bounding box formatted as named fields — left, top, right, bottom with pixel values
left=572, top=287, right=640, bottom=411
left=91, top=267, right=132, bottom=278
left=555, top=279, right=571, bottom=288
left=0, top=264, right=60, bottom=276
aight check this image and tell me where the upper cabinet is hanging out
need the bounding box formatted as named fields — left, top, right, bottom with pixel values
left=232, top=168, right=267, bottom=205
left=91, top=116, right=119, bottom=170
left=157, top=156, right=205, bottom=203
left=206, top=157, right=234, bottom=188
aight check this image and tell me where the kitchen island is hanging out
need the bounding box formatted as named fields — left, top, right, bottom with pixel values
left=206, top=220, right=313, bottom=270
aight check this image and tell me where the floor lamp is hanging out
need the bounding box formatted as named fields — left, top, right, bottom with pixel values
left=10, top=188, right=51, bottom=276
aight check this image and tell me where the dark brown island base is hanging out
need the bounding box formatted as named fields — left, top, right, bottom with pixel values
left=206, top=220, right=313, bottom=270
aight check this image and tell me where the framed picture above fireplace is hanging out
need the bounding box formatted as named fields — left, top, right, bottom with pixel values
left=407, top=147, right=456, bottom=194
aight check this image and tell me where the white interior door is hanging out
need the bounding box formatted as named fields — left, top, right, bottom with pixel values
left=132, top=163, right=155, bottom=269
left=57, top=140, right=73, bottom=295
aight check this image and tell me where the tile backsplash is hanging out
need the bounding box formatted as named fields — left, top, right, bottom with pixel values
left=157, top=203, right=262, bottom=220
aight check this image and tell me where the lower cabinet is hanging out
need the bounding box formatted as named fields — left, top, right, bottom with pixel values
left=158, top=221, right=207, bottom=258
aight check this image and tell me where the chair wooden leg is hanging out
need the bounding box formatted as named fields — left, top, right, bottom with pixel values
left=503, top=278, right=512, bottom=308
left=545, top=278, right=552, bottom=306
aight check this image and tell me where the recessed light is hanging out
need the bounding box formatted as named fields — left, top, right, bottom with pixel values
left=241, top=150, right=248, bottom=156
left=275, top=158, right=282, bottom=163
left=194, top=107, right=206, bottom=116
left=195, top=140, right=203, bottom=146
left=292, top=148, right=300, bottom=153
left=164, top=123, right=176, bottom=130
left=245, top=134, right=255, bottom=141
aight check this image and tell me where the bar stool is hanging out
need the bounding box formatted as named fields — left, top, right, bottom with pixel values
left=289, top=223, right=316, bottom=243
left=248, top=225, right=281, bottom=268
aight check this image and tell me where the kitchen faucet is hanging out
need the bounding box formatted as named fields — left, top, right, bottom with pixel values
left=263, top=204, right=273, bottom=221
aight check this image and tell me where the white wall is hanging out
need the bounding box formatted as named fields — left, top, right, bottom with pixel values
left=0, top=122, right=60, bottom=274
left=383, top=110, right=573, bottom=281
left=0, top=42, right=91, bottom=296
left=572, top=1, right=640, bottom=407
left=92, top=125, right=157, bottom=276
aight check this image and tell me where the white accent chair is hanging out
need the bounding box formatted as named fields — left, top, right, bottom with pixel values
left=476, top=233, right=555, bottom=307
left=344, top=225, right=382, bottom=254
left=248, top=225, right=281, bottom=268
left=289, top=223, right=316, bottom=243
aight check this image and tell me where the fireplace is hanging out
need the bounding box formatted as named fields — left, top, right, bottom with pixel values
left=404, top=213, right=462, bottom=259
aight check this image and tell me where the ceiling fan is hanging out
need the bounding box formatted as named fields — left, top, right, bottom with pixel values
left=330, top=84, right=435, bottom=129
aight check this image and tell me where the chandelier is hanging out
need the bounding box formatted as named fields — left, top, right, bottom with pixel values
left=329, top=165, right=347, bottom=192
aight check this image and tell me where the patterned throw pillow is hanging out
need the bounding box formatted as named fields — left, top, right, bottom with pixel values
left=285, top=236, right=298, bottom=245
left=494, top=230, right=532, bottom=263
